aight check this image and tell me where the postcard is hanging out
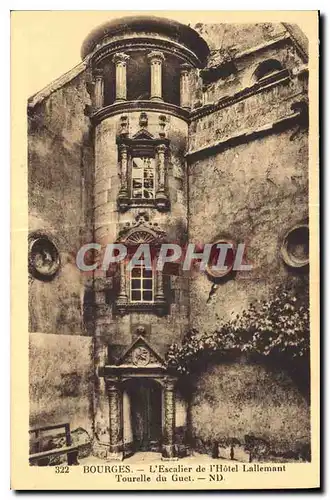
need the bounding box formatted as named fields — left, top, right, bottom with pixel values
left=11, top=10, right=319, bottom=490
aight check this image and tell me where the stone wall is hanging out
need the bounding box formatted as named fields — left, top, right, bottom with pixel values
left=193, top=22, right=287, bottom=53
left=184, top=24, right=309, bottom=457
left=28, top=68, right=95, bottom=440
left=28, top=66, right=94, bottom=335
left=189, top=361, right=310, bottom=460
left=188, top=127, right=308, bottom=331
left=29, top=333, right=94, bottom=435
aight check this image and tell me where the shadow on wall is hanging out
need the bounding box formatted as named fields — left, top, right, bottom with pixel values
left=29, top=333, right=94, bottom=436
left=189, top=360, right=310, bottom=461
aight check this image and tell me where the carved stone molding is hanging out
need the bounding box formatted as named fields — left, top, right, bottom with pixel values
left=116, top=133, right=170, bottom=212
left=155, top=143, right=169, bottom=211
left=117, top=211, right=167, bottom=244
left=90, top=38, right=202, bottom=71
left=117, top=143, right=129, bottom=211
left=91, top=100, right=189, bottom=126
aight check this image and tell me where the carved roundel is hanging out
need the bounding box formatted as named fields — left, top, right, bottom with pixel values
left=28, top=234, right=60, bottom=281
left=281, top=224, right=309, bottom=268
left=205, top=240, right=236, bottom=279
left=132, top=346, right=150, bottom=366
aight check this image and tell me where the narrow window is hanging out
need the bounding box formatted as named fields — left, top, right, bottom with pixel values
left=131, top=157, right=155, bottom=200
left=130, top=262, right=154, bottom=303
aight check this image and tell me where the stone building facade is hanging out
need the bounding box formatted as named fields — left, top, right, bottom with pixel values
left=28, top=16, right=310, bottom=461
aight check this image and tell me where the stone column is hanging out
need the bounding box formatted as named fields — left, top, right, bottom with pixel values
left=113, top=53, right=130, bottom=102
left=117, top=144, right=129, bottom=211
left=155, top=249, right=166, bottom=314
left=162, top=377, right=177, bottom=460
left=94, top=69, right=104, bottom=109
left=180, top=64, right=192, bottom=109
left=116, top=259, right=128, bottom=313
left=106, top=378, right=123, bottom=460
left=155, top=144, right=169, bottom=211
left=147, top=51, right=165, bottom=101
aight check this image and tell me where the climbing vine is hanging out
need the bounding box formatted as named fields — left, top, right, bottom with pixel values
left=166, top=283, right=310, bottom=377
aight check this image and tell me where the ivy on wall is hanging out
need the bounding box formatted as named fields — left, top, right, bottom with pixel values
left=166, top=283, right=310, bottom=378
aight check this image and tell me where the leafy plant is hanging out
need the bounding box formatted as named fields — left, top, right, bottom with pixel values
left=166, top=283, right=310, bottom=377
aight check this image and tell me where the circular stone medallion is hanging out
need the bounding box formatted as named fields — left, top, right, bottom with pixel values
left=205, top=240, right=236, bottom=279
left=281, top=225, right=309, bottom=268
left=28, top=235, right=60, bottom=281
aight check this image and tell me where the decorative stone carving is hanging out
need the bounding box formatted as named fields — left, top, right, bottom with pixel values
left=155, top=248, right=166, bottom=314
left=139, top=112, right=148, bottom=128
left=117, top=144, right=129, bottom=211
left=118, top=211, right=167, bottom=243
left=116, top=259, right=128, bottom=314
left=159, top=115, right=167, bottom=138
left=115, top=215, right=167, bottom=315
left=119, top=115, right=129, bottom=136
left=105, top=378, right=123, bottom=460
left=28, top=234, right=60, bottom=281
left=135, top=325, right=146, bottom=336
left=132, top=346, right=151, bottom=366
left=155, top=144, right=169, bottom=211
left=116, top=129, right=170, bottom=211
left=162, top=377, right=177, bottom=459
left=116, top=336, right=165, bottom=367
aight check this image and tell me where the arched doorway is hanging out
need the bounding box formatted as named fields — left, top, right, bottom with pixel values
left=123, top=378, right=162, bottom=453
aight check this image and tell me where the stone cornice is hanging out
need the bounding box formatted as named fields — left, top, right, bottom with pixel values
left=81, top=15, right=209, bottom=64
left=101, top=365, right=167, bottom=378
left=190, top=68, right=292, bottom=121
left=282, top=23, right=309, bottom=63
left=186, top=109, right=305, bottom=162
left=233, top=33, right=292, bottom=62
left=91, top=37, right=201, bottom=69
left=91, top=100, right=189, bottom=125
left=200, top=34, right=300, bottom=87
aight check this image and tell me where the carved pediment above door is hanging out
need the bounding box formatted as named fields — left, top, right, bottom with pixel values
left=117, top=336, right=165, bottom=368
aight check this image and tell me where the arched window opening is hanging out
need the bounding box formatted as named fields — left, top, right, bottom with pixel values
left=253, top=59, right=283, bottom=82
left=115, top=227, right=167, bottom=314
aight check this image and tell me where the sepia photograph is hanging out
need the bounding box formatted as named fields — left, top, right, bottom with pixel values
left=10, top=9, right=319, bottom=490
